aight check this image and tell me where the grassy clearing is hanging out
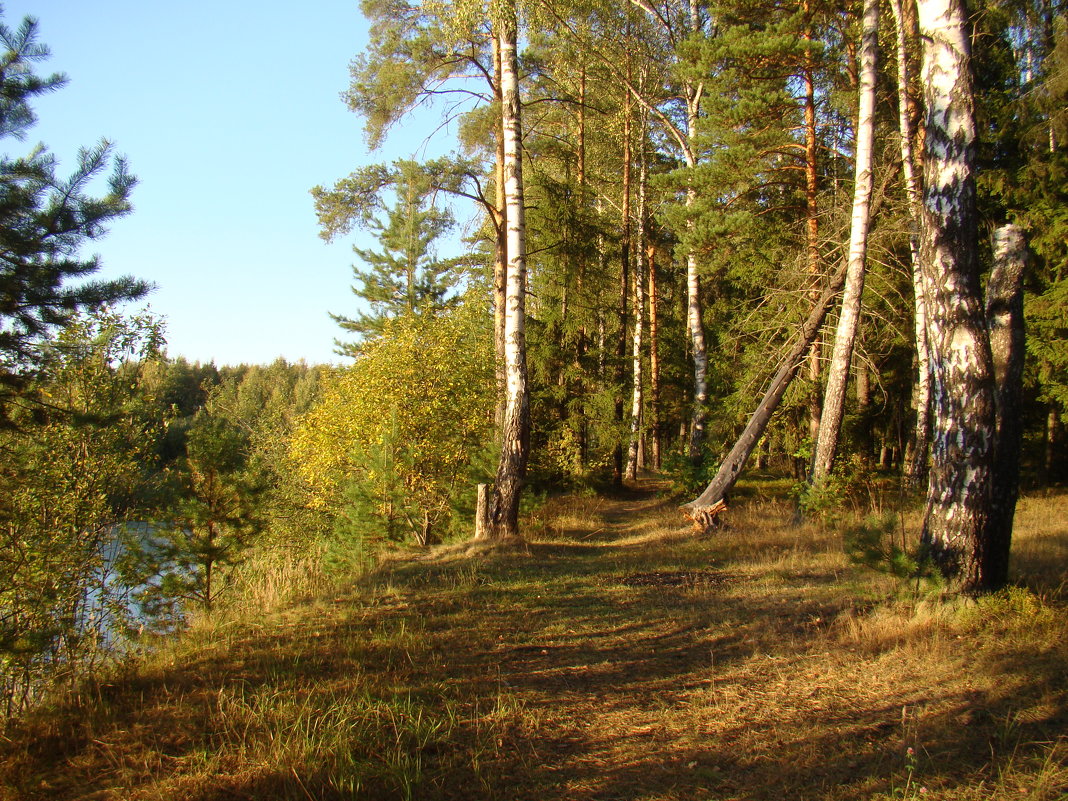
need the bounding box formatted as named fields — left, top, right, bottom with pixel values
left=1, top=482, right=1066, bottom=800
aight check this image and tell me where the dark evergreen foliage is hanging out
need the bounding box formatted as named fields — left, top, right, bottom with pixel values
left=0, top=14, right=148, bottom=418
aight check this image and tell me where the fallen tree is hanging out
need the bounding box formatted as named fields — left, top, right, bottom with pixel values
left=681, top=261, right=848, bottom=532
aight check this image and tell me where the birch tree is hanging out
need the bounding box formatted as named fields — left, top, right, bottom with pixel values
left=889, top=0, right=933, bottom=488
left=484, top=3, right=530, bottom=540
left=915, top=0, right=998, bottom=590
left=809, top=0, right=879, bottom=481
left=626, top=109, right=650, bottom=480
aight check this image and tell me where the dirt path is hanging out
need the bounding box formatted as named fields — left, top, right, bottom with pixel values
left=377, top=482, right=886, bottom=800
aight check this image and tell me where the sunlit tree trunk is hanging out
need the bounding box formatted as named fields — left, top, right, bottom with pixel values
left=647, top=241, right=662, bottom=470
left=626, top=111, right=648, bottom=481
left=487, top=10, right=529, bottom=541
left=810, top=0, right=878, bottom=482
left=916, top=0, right=997, bottom=590
left=492, top=35, right=508, bottom=439
left=891, top=0, right=933, bottom=489
left=802, top=0, right=823, bottom=453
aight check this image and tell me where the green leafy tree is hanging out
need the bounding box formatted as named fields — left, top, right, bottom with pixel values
left=0, top=308, right=164, bottom=714
left=290, top=297, right=494, bottom=546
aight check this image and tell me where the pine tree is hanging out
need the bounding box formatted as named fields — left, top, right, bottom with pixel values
left=0, top=14, right=148, bottom=419
left=322, top=160, right=459, bottom=353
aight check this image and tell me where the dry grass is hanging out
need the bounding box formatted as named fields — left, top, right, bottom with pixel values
left=1, top=483, right=1066, bottom=800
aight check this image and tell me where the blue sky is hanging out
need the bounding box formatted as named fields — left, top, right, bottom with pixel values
left=3, top=0, right=464, bottom=365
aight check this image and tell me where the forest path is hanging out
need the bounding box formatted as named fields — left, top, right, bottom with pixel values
left=7, top=483, right=1068, bottom=801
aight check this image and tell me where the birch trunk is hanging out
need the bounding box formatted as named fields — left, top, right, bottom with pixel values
left=916, top=0, right=997, bottom=590
left=487, top=12, right=529, bottom=541
left=810, top=0, right=879, bottom=482
left=685, top=0, right=709, bottom=464
left=626, top=119, right=648, bottom=481
left=983, top=224, right=1027, bottom=589
left=891, top=0, right=933, bottom=489
left=492, top=35, right=508, bottom=440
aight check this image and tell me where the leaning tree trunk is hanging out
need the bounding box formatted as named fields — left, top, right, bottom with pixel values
left=982, top=224, right=1027, bottom=589
left=810, top=0, right=879, bottom=483
left=486, top=11, right=529, bottom=541
left=682, top=261, right=848, bottom=531
left=916, top=0, right=997, bottom=590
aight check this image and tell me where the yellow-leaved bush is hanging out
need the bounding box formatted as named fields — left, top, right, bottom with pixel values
left=288, top=299, right=494, bottom=544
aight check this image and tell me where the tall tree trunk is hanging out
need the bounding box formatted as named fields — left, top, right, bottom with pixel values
left=648, top=243, right=662, bottom=471
left=487, top=11, right=529, bottom=541
left=891, top=0, right=933, bottom=489
left=626, top=113, right=648, bottom=481
left=810, top=0, right=879, bottom=482
left=685, top=0, right=709, bottom=464
left=492, top=35, right=508, bottom=440
left=916, top=0, right=997, bottom=590
left=683, top=262, right=849, bottom=530
left=614, top=84, right=632, bottom=489
left=575, top=65, right=589, bottom=466
left=982, top=224, right=1027, bottom=589
left=802, top=0, right=823, bottom=453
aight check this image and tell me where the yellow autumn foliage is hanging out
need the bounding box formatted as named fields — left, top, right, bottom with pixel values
left=288, top=301, right=494, bottom=523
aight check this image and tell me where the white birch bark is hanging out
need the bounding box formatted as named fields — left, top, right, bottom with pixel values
left=486, top=10, right=529, bottom=541
left=890, top=0, right=933, bottom=488
left=685, top=102, right=709, bottom=463
left=626, top=123, right=648, bottom=481
left=916, top=0, right=997, bottom=589
left=809, top=0, right=879, bottom=482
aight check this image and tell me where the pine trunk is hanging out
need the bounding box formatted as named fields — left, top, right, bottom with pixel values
left=916, top=0, right=997, bottom=590
left=1044, top=403, right=1060, bottom=488
left=648, top=242, right=662, bottom=471
left=810, top=0, right=879, bottom=483
left=802, top=2, right=823, bottom=453
left=614, top=86, right=632, bottom=488
left=488, top=13, right=529, bottom=541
